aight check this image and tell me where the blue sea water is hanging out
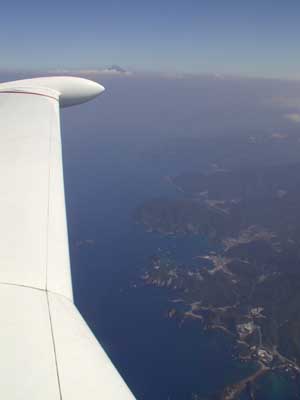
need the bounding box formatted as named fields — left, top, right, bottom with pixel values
left=61, top=120, right=258, bottom=399
left=59, top=74, right=300, bottom=400
left=256, top=372, right=300, bottom=400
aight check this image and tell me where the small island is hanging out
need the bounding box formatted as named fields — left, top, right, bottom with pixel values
left=135, top=163, right=300, bottom=399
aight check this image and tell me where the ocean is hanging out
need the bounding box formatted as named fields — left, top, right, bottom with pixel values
left=61, top=120, right=258, bottom=399
left=60, top=75, right=300, bottom=399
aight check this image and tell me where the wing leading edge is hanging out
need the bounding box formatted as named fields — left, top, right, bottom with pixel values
left=0, top=77, right=135, bottom=399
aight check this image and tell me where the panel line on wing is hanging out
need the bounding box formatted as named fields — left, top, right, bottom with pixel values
left=0, top=281, right=73, bottom=303
left=45, top=103, right=54, bottom=292
left=46, top=291, right=63, bottom=400
left=0, top=90, right=58, bottom=102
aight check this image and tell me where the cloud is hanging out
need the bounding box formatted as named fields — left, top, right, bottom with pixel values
left=267, top=96, right=300, bottom=123
left=96, top=66, right=132, bottom=76
left=271, top=132, right=289, bottom=140
left=159, top=71, right=231, bottom=80
left=285, top=113, right=300, bottom=123
left=47, top=65, right=132, bottom=76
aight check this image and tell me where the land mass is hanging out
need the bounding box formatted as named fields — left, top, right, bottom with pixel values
left=135, top=163, right=300, bottom=399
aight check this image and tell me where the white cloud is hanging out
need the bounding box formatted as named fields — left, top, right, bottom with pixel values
left=285, top=113, right=300, bottom=123
left=47, top=65, right=132, bottom=76
left=95, top=68, right=132, bottom=76
left=271, top=132, right=289, bottom=139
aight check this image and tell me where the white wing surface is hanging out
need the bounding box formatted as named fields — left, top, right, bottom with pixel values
left=0, top=77, right=135, bottom=399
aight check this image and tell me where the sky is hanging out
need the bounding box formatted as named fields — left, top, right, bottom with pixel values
left=2, top=1, right=300, bottom=79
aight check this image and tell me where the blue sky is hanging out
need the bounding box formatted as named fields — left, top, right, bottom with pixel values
left=2, top=1, right=300, bottom=78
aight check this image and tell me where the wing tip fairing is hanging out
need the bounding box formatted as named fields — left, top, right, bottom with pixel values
left=0, top=76, right=105, bottom=107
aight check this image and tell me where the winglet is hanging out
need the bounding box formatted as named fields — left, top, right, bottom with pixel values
left=0, top=76, right=105, bottom=107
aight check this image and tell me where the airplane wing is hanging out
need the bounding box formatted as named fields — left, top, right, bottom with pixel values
left=0, top=77, right=135, bottom=399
